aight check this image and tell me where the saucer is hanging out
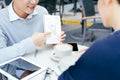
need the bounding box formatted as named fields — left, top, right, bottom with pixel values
left=50, top=53, right=60, bottom=62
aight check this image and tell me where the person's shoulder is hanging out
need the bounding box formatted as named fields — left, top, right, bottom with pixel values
left=88, top=32, right=119, bottom=52
left=98, top=30, right=120, bottom=45
left=84, top=37, right=110, bottom=54
left=91, top=36, right=110, bottom=48
left=94, top=31, right=120, bottom=45
left=35, top=5, right=48, bottom=14
left=111, top=30, right=120, bottom=38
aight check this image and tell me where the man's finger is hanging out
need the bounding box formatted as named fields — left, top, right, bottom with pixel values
left=61, top=31, right=65, bottom=36
left=44, top=32, right=51, bottom=36
left=61, top=34, right=66, bottom=38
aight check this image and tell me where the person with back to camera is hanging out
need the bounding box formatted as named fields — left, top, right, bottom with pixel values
left=58, top=0, right=120, bottom=80
left=0, top=0, right=66, bottom=79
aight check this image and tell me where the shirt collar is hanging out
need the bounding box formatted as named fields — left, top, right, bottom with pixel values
left=8, top=2, right=38, bottom=21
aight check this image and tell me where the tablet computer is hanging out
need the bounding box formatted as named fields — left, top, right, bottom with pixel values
left=0, top=57, right=46, bottom=80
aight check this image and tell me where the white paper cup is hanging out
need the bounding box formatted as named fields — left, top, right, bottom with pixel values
left=53, top=43, right=73, bottom=58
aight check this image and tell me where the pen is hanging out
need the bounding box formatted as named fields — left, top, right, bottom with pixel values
left=34, top=49, right=38, bottom=57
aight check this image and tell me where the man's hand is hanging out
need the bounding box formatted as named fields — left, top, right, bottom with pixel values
left=32, top=32, right=51, bottom=47
left=60, top=31, right=66, bottom=42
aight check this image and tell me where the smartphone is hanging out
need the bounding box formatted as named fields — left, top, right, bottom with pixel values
left=68, top=43, right=78, bottom=51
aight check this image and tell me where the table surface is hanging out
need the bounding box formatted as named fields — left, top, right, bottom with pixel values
left=23, top=44, right=88, bottom=80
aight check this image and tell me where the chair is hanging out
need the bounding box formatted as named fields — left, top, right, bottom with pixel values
left=73, top=0, right=78, bottom=16
left=38, top=0, right=56, bottom=14
left=58, top=0, right=64, bottom=18
left=71, top=0, right=112, bottom=44
left=38, top=0, right=61, bottom=15
left=81, top=0, right=113, bottom=44
left=73, top=0, right=98, bottom=15
left=71, top=0, right=82, bottom=16
left=38, top=0, right=63, bottom=24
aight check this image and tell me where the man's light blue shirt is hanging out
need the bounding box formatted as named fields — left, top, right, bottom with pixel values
left=0, top=2, right=48, bottom=77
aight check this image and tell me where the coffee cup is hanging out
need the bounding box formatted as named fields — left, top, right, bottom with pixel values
left=53, top=43, right=73, bottom=59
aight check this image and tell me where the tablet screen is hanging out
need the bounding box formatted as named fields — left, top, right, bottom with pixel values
left=0, top=58, right=41, bottom=79
left=0, top=73, right=8, bottom=80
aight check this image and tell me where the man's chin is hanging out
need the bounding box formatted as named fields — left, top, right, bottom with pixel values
left=103, top=23, right=111, bottom=28
left=27, top=8, right=35, bottom=13
left=27, top=10, right=34, bottom=14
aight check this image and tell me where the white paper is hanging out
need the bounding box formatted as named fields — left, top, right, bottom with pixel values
left=44, top=15, right=61, bottom=44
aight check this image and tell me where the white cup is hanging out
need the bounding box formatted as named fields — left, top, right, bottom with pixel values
left=53, top=43, right=73, bottom=59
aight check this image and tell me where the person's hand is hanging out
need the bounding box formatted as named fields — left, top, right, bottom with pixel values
left=60, top=31, right=66, bottom=42
left=78, top=46, right=89, bottom=53
left=32, top=32, right=51, bottom=47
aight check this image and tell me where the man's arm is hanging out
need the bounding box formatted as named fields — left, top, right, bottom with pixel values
left=0, top=37, right=35, bottom=64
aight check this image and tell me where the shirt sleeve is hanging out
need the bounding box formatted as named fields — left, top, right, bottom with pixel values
left=0, top=27, right=36, bottom=63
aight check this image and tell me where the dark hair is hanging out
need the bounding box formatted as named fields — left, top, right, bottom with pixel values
left=117, top=0, right=120, bottom=4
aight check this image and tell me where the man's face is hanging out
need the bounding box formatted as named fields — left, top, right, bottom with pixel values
left=13, top=0, right=39, bottom=15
